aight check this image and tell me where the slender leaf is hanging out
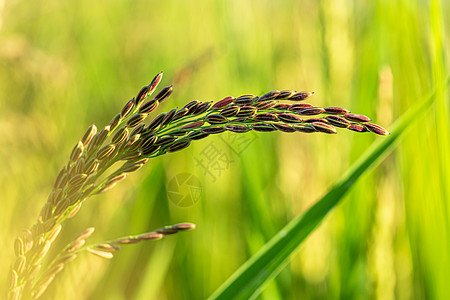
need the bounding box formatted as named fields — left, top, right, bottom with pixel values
left=208, top=76, right=450, bottom=300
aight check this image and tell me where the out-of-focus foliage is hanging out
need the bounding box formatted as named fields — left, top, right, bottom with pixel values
left=0, top=0, right=448, bottom=299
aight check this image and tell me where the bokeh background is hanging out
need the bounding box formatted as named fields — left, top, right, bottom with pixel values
left=1, top=0, right=449, bottom=299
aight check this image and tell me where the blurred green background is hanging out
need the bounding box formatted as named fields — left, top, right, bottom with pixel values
left=1, top=0, right=449, bottom=299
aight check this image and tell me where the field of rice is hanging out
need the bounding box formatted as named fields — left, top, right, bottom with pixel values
left=1, top=0, right=449, bottom=299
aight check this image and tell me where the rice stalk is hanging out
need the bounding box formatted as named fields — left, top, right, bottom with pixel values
left=7, top=72, right=388, bottom=299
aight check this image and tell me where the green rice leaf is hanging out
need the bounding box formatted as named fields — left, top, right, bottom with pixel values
left=208, top=76, right=450, bottom=300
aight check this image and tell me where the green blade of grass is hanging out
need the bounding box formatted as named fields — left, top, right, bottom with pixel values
left=208, top=76, right=450, bottom=300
